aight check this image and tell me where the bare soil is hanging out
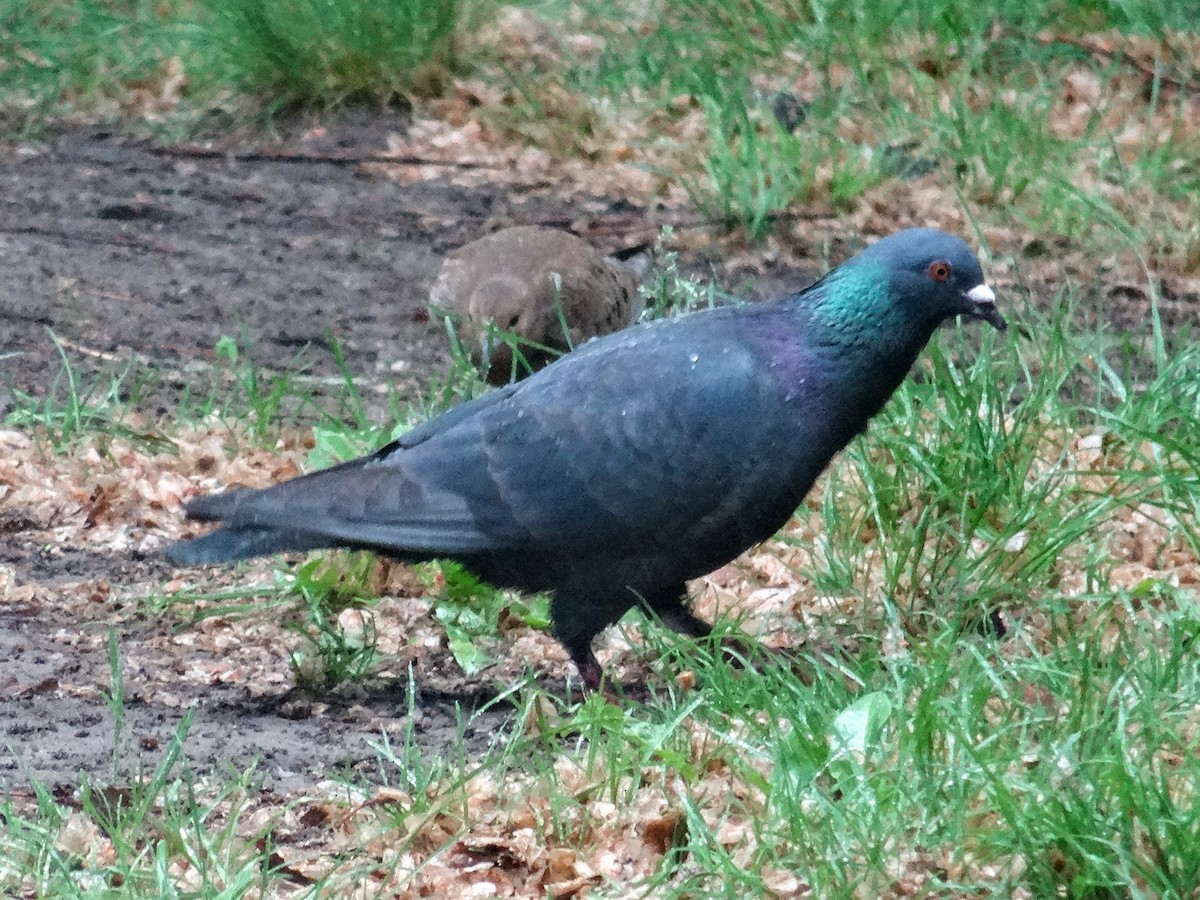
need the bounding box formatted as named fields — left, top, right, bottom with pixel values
left=1, top=120, right=584, bottom=417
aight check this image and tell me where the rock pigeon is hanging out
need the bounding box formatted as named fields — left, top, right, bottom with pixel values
left=168, top=228, right=1004, bottom=689
left=428, top=226, right=646, bottom=384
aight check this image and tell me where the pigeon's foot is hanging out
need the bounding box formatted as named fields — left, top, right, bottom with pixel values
left=564, top=645, right=658, bottom=702
left=568, top=646, right=605, bottom=694
left=654, top=603, right=767, bottom=672
left=603, top=678, right=655, bottom=704
left=655, top=604, right=715, bottom=640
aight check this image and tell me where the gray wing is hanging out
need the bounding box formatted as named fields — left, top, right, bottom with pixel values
left=175, top=306, right=818, bottom=564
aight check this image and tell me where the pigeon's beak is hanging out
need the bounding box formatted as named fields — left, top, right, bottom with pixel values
left=964, top=283, right=1006, bottom=330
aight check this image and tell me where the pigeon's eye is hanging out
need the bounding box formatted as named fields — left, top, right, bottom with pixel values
left=928, top=260, right=953, bottom=283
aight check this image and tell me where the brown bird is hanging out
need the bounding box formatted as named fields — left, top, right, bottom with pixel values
left=429, top=226, right=646, bottom=384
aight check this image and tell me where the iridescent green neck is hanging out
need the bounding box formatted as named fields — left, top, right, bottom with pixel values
left=802, top=260, right=917, bottom=354
left=808, top=261, right=887, bottom=329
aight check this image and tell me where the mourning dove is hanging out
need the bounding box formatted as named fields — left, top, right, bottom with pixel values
left=429, top=226, right=646, bottom=384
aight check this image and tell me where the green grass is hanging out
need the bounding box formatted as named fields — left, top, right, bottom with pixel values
left=1, top=331, right=384, bottom=451
left=682, top=92, right=879, bottom=240
left=511, top=0, right=1200, bottom=247
left=203, top=0, right=460, bottom=109
left=0, top=0, right=466, bottom=136
left=8, top=295, right=1196, bottom=896
left=4, top=0, right=1200, bottom=895
left=0, top=635, right=280, bottom=898
left=3, top=332, right=163, bottom=451
left=5, top=0, right=1198, bottom=255
left=0, top=0, right=202, bottom=135
left=0, top=722, right=282, bottom=898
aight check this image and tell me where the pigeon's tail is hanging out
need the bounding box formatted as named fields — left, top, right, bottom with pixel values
left=165, top=446, right=497, bottom=567
left=166, top=525, right=334, bottom=566
left=166, top=452, right=388, bottom=566
left=165, top=477, right=354, bottom=565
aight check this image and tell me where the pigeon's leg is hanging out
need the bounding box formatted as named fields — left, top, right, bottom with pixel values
left=640, top=584, right=713, bottom=638
left=551, top=586, right=623, bottom=692
left=643, top=586, right=764, bottom=669
left=564, top=641, right=604, bottom=692
left=656, top=603, right=715, bottom=639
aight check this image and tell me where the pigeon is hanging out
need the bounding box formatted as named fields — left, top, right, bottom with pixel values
left=168, top=228, right=1004, bottom=690
left=428, top=226, right=646, bottom=384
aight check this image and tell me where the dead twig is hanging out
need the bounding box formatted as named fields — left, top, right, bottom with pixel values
left=147, top=143, right=503, bottom=170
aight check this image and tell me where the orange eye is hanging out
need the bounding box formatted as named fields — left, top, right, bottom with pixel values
left=929, top=260, right=952, bottom=283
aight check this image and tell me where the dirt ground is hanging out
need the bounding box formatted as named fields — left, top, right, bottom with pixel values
left=0, top=119, right=824, bottom=793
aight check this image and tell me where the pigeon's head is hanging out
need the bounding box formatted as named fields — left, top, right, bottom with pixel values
left=857, top=228, right=1005, bottom=332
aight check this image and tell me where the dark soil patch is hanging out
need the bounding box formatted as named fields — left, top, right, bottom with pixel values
left=0, top=532, right=519, bottom=792
left=0, top=126, right=604, bottom=419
